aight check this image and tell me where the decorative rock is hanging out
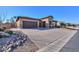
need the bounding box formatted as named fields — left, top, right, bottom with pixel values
left=23, top=38, right=26, bottom=42
left=0, top=31, right=28, bottom=52
left=7, top=44, right=13, bottom=49
left=6, top=47, right=12, bottom=52
left=0, top=45, right=3, bottom=52
left=16, top=40, right=21, bottom=46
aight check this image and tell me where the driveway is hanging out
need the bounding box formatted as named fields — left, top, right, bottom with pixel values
left=11, top=28, right=77, bottom=52
left=20, top=28, right=77, bottom=49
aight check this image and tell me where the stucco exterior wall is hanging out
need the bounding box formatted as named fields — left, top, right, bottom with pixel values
left=41, top=18, right=49, bottom=28
left=41, top=17, right=53, bottom=28
left=16, top=20, right=21, bottom=28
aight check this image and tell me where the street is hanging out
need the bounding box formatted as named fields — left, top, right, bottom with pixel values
left=60, top=30, right=79, bottom=52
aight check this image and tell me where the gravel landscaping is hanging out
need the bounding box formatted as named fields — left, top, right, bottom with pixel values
left=0, top=30, right=28, bottom=52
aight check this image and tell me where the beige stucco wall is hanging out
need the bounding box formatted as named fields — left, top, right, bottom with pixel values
left=41, top=17, right=53, bottom=28
left=16, top=20, right=21, bottom=28
left=41, top=18, right=49, bottom=28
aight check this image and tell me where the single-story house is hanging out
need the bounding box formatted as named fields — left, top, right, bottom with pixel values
left=16, top=16, right=57, bottom=28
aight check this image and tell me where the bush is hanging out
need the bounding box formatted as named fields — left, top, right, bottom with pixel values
left=0, top=35, right=3, bottom=38
left=0, top=35, right=6, bottom=38
left=5, top=30, right=13, bottom=35
left=3, top=27, right=6, bottom=30
left=56, top=26, right=60, bottom=28
left=0, top=28, right=4, bottom=31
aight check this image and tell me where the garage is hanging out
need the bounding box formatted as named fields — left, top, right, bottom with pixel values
left=22, top=21, right=37, bottom=28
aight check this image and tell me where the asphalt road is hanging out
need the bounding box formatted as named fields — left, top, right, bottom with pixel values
left=60, top=30, right=79, bottom=52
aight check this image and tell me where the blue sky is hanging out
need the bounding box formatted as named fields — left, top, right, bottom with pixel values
left=0, top=6, right=79, bottom=24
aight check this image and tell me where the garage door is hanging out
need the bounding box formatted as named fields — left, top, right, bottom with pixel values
left=23, top=21, right=37, bottom=28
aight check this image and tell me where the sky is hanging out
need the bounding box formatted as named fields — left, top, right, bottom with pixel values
left=0, top=6, right=79, bottom=24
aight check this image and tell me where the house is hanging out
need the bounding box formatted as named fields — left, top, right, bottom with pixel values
left=52, top=20, right=58, bottom=28
left=16, top=16, right=56, bottom=28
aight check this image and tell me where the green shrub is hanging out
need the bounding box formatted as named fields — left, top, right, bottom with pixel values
left=0, top=34, right=9, bottom=38
left=0, top=35, right=3, bottom=38
left=0, top=28, right=4, bottom=31
left=5, top=30, right=13, bottom=35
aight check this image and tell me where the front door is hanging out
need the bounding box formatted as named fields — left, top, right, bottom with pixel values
left=42, top=21, right=46, bottom=27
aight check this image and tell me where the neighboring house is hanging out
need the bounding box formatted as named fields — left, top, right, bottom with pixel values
left=16, top=16, right=57, bottom=28
left=52, top=20, right=58, bottom=28
left=56, top=21, right=61, bottom=27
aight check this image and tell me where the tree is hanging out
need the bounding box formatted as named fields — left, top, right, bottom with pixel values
left=6, top=19, right=10, bottom=23
left=60, top=22, right=66, bottom=28
left=10, top=16, right=16, bottom=24
left=0, top=9, right=7, bottom=23
left=72, top=24, right=77, bottom=27
left=9, top=16, right=17, bottom=28
left=67, top=23, right=71, bottom=26
left=0, top=17, right=2, bottom=23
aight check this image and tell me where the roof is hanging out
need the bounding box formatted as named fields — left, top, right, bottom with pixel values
left=16, top=16, right=40, bottom=21
left=53, top=20, right=58, bottom=22
left=16, top=16, right=54, bottom=22
left=41, top=16, right=53, bottom=19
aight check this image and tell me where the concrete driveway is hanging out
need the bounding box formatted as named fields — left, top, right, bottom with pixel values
left=11, top=28, right=77, bottom=52
left=20, top=28, right=77, bottom=51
